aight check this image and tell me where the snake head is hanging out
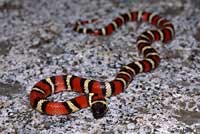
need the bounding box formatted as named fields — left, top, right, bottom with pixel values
left=91, top=101, right=108, bottom=119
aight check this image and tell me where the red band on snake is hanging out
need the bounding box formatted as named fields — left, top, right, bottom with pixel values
left=29, top=11, right=175, bottom=119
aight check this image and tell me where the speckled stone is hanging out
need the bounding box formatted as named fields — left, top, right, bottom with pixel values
left=0, top=0, right=200, bottom=133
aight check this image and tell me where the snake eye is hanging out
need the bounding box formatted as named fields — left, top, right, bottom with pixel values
left=91, top=101, right=108, bottom=119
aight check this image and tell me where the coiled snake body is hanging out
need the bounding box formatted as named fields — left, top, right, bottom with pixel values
left=29, top=11, right=175, bottom=119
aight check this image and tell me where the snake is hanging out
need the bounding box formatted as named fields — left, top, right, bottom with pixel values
left=29, top=11, right=175, bottom=119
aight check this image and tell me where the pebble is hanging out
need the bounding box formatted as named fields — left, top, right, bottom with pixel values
left=127, top=123, right=135, bottom=130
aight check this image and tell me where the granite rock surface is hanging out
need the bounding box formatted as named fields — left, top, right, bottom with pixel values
left=0, top=0, right=200, bottom=133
